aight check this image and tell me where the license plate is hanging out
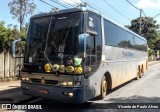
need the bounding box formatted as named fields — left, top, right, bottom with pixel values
left=39, top=89, right=49, bottom=94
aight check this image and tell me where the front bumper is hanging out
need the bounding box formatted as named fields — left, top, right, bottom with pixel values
left=21, top=82, right=84, bottom=103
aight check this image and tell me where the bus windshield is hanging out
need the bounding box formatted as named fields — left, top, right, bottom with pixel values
left=24, top=12, right=83, bottom=67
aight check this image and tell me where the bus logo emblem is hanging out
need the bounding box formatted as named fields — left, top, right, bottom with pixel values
left=41, top=77, right=45, bottom=84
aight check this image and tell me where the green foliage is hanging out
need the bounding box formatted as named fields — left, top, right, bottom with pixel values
left=148, top=49, right=155, bottom=56
left=154, top=33, right=160, bottom=50
left=0, top=21, right=27, bottom=52
left=129, top=17, right=160, bottom=56
left=0, top=21, right=14, bottom=52
left=8, top=0, right=36, bottom=31
left=129, top=17, right=158, bottom=41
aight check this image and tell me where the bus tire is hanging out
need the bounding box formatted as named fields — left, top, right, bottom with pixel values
left=141, top=65, right=144, bottom=76
left=99, top=75, right=107, bottom=99
left=136, top=66, right=141, bottom=80
left=139, top=66, right=143, bottom=78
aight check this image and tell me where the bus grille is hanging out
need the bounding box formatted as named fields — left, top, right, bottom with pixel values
left=30, top=78, right=58, bottom=85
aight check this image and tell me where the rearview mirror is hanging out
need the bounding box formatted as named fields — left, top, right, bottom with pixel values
left=12, top=38, right=26, bottom=58
left=78, top=33, right=89, bottom=58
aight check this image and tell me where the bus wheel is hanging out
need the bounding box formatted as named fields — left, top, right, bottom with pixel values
left=139, top=67, right=143, bottom=78
left=136, top=67, right=140, bottom=80
left=100, top=76, right=107, bottom=99
left=141, top=66, right=144, bottom=76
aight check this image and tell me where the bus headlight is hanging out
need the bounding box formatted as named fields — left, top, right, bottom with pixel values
left=21, top=77, right=30, bottom=81
left=60, top=81, right=73, bottom=86
left=44, top=63, right=52, bottom=72
left=25, top=77, right=30, bottom=81
left=22, top=77, right=26, bottom=81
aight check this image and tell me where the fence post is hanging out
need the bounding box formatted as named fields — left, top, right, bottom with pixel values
left=0, top=51, right=4, bottom=79
left=9, top=54, right=15, bottom=78
left=4, top=51, right=10, bottom=78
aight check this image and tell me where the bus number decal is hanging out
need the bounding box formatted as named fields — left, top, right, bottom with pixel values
left=89, top=17, right=94, bottom=28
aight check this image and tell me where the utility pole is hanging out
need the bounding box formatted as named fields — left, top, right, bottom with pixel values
left=139, top=9, right=142, bottom=35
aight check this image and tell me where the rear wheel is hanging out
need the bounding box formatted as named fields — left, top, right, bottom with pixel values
left=136, top=67, right=141, bottom=80
left=141, top=65, right=144, bottom=76
left=139, top=66, right=143, bottom=78
left=99, top=76, right=107, bottom=99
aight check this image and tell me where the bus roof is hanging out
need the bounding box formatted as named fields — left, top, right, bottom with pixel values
left=101, top=14, right=147, bottom=41
left=86, top=9, right=147, bottom=41
left=31, top=8, right=85, bottom=19
left=31, top=7, right=147, bottom=41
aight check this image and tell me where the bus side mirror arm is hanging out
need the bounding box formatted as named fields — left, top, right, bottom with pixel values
left=86, top=29, right=97, bottom=36
left=12, top=38, right=25, bottom=58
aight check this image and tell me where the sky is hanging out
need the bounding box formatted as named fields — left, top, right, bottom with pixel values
left=0, top=0, right=160, bottom=29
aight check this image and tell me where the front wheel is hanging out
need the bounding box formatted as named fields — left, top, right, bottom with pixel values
left=99, top=76, right=107, bottom=99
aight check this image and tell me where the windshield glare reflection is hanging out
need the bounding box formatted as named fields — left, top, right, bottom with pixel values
left=25, top=12, right=83, bottom=66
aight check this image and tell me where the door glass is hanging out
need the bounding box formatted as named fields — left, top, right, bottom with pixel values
left=85, top=35, right=96, bottom=77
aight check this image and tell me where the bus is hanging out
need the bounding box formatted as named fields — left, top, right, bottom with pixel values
left=12, top=7, right=148, bottom=103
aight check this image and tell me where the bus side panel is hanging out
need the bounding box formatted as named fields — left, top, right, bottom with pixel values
left=104, top=45, right=147, bottom=89
left=82, top=64, right=107, bottom=100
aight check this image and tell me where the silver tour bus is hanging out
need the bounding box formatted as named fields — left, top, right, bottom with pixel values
left=12, top=7, right=148, bottom=103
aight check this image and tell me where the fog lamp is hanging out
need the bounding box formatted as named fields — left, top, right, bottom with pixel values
left=63, top=92, right=74, bottom=97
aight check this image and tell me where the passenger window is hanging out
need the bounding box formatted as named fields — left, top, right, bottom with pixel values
left=104, top=20, right=118, bottom=46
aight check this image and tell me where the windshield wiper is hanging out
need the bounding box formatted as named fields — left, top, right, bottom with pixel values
left=63, top=16, right=77, bottom=45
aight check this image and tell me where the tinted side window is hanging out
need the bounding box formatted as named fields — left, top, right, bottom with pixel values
left=134, top=37, right=147, bottom=51
left=104, top=19, right=147, bottom=51
left=104, top=20, right=118, bottom=46
left=118, top=30, right=133, bottom=49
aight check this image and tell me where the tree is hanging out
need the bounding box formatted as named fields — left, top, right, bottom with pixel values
left=0, top=21, right=14, bottom=52
left=129, top=17, right=159, bottom=51
left=8, top=0, right=36, bottom=32
left=129, top=17, right=159, bottom=41
left=154, top=33, right=160, bottom=50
